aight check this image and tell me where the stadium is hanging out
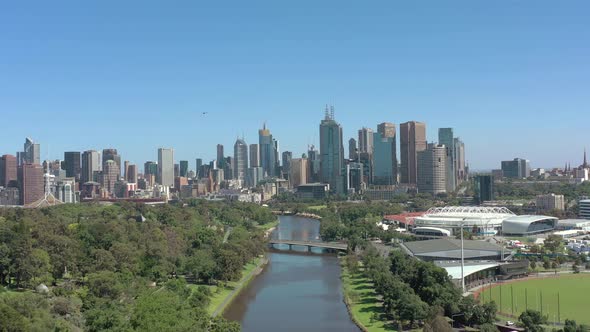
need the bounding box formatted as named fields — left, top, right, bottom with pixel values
left=413, top=206, right=557, bottom=236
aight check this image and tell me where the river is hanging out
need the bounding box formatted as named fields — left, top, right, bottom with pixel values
left=223, top=215, right=360, bottom=332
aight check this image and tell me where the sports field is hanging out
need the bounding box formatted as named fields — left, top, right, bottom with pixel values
left=478, top=275, right=590, bottom=325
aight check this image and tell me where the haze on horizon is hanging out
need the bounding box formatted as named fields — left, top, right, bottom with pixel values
left=1, top=1, right=589, bottom=170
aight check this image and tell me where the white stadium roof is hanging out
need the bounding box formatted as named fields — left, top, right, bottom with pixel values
left=415, top=206, right=515, bottom=228
left=425, top=206, right=515, bottom=217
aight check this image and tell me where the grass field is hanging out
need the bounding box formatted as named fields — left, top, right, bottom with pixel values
left=478, top=275, right=590, bottom=325
left=341, top=263, right=393, bottom=331
left=307, top=205, right=327, bottom=211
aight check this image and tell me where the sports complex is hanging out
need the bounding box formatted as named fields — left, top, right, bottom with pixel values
left=477, top=274, right=590, bottom=325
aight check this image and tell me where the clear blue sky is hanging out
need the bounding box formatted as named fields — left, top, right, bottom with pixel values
left=1, top=1, right=589, bottom=170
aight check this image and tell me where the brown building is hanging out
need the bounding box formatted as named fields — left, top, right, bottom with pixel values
left=18, top=163, right=44, bottom=205
left=377, top=122, right=396, bottom=138
left=127, top=164, right=138, bottom=183
left=400, top=121, right=426, bottom=184
left=0, top=154, right=18, bottom=187
left=290, top=158, right=308, bottom=188
left=101, top=160, right=119, bottom=195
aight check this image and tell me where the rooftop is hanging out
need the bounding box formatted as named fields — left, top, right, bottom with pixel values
left=403, top=238, right=502, bottom=255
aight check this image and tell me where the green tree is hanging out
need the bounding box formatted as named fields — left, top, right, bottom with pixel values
left=519, top=309, right=547, bottom=332
left=0, top=302, right=30, bottom=332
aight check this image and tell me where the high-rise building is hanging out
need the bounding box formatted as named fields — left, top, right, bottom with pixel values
left=81, top=150, right=100, bottom=184
left=400, top=121, right=426, bottom=184
left=102, top=149, right=121, bottom=179
left=454, top=138, right=466, bottom=183
left=372, top=132, right=396, bottom=185
left=475, top=175, right=494, bottom=204
left=19, top=163, right=44, bottom=205
left=57, top=178, right=76, bottom=203
left=377, top=122, right=398, bottom=184
left=259, top=123, right=276, bottom=177
left=320, top=106, right=345, bottom=194
left=195, top=159, right=203, bottom=178
left=217, top=144, right=225, bottom=168
left=0, top=155, right=18, bottom=187
left=308, top=145, right=320, bottom=183
left=501, top=158, right=530, bottom=179
left=157, top=148, right=174, bottom=187
left=290, top=158, right=308, bottom=188
left=64, top=151, right=81, bottom=181
left=127, top=164, right=138, bottom=183
left=23, top=137, right=40, bottom=165
left=246, top=167, right=264, bottom=188
left=348, top=138, right=357, bottom=160
left=233, top=138, right=249, bottom=182
left=358, top=127, right=374, bottom=154
left=224, top=156, right=234, bottom=180
left=101, top=160, right=119, bottom=194
left=249, top=144, right=260, bottom=168
left=179, top=160, right=189, bottom=177
left=438, top=128, right=456, bottom=192
left=282, top=151, right=292, bottom=180
left=417, top=143, right=447, bottom=196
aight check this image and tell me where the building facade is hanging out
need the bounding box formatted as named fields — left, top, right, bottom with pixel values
left=19, top=163, right=44, bottom=205
left=64, top=151, right=81, bottom=181
left=501, top=158, right=530, bottom=179
left=23, top=137, right=40, bottom=165
left=400, top=121, right=426, bottom=184
left=358, top=127, right=374, bottom=155
left=81, top=150, right=100, bottom=184
left=102, top=149, right=121, bottom=179
left=0, top=154, right=18, bottom=187
left=438, top=128, right=456, bottom=192
left=536, top=194, right=565, bottom=211
left=372, top=132, right=396, bottom=185
left=319, top=108, right=344, bottom=194
left=259, top=124, right=277, bottom=178
left=475, top=175, right=494, bottom=204
left=157, top=148, right=174, bottom=187
left=233, top=138, right=249, bottom=183
left=417, top=143, right=447, bottom=196
left=290, top=158, right=308, bottom=188
left=249, top=144, right=260, bottom=167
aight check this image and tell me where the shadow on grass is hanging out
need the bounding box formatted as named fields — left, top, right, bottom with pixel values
left=354, top=284, right=375, bottom=291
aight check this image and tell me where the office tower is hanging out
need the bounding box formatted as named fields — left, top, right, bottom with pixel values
left=57, top=178, right=76, bottom=203
left=174, top=164, right=180, bottom=178
left=0, top=155, right=18, bottom=187
left=307, top=145, right=321, bottom=183
left=64, top=151, right=81, bottom=181
left=438, top=128, right=456, bottom=192
left=127, top=164, right=138, bottom=183
left=282, top=151, right=292, bottom=180
left=377, top=122, right=398, bottom=184
left=358, top=127, right=374, bottom=154
left=102, top=149, right=121, bottom=179
left=246, top=167, right=264, bottom=188
left=290, top=158, right=308, bottom=188
left=195, top=158, right=203, bottom=178
left=475, top=175, right=494, bottom=204
left=157, top=148, right=174, bottom=187
left=144, top=161, right=157, bottom=177
left=259, top=123, right=277, bottom=178
left=501, top=158, right=530, bottom=179
left=233, top=138, right=249, bottom=182
left=217, top=144, right=225, bottom=168
left=19, top=163, right=44, bottom=205
left=372, top=132, right=396, bottom=185
left=23, top=137, right=40, bottom=165
left=346, top=162, right=364, bottom=193
left=400, top=121, right=426, bottom=184
left=81, top=150, right=100, bottom=183
left=101, top=160, right=119, bottom=194
left=417, top=143, right=447, bottom=196
left=454, top=138, right=466, bottom=183
left=224, top=156, right=234, bottom=180
left=123, top=161, right=130, bottom=180
left=320, top=106, right=345, bottom=194
left=249, top=144, right=260, bottom=168
left=348, top=138, right=357, bottom=160
left=273, top=138, right=281, bottom=177
left=179, top=160, right=189, bottom=177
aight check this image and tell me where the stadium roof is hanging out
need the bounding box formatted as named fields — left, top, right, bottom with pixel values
left=425, top=206, right=515, bottom=217
left=502, top=215, right=558, bottom=235
left=403, top=238, right=502, bottom=255
left=438, top=263, right=501, bottom=280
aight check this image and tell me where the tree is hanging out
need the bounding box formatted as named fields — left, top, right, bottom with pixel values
left=87, top=271, right=123, bottom=299
left=0, top=302, right=29, bottom=332
left=519, top=309, right=547, bottom=332
left=479, top=323, right=499, bottom=332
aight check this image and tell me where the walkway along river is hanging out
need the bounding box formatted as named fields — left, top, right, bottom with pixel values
left=223, top=215, right=360, bottom=332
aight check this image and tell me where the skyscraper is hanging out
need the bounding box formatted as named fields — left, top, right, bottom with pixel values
left=64, top=151, right=81, bottom=181
left=417, top=143, right=447, bottom=196
left=23, top=137, right=40, bottom=165
left=358, top=127, right=374, bottom=154
left=400, top=121, right=426, bottom=184
left=195, top=158, right=203, bottom=178
left=259, top=123, right=276, bottom=178
left=101, top=160, right=119, bottom=194
left=217, top=144, right=225, bottom=168
left=372, top=132, right=396, bottom=185
left=290, top=158, right=308, bottom=188
left=19, top=163, right=44, bottom=205
left=501, top=158, right=530, bottom=179
left=377, top=122, right=398, bottom=184
left=475, top=175, right=494, bottom=204
left=127, top=164, right=138, bottom=183
left=157, top=148, right=174, bottom=187
left=81, top=150, right=100, bottom=184
left=249, top=144, right=260, bottom=168
left=454, top=138, right=466, bottom=183
left=282, top=151, right=292, bottom=180
left=438, top=128, right=456, bottom=192
left=308, top=145, right=320, bottom=183
left=320, top=106, right=344, bottom=194
left=233, top=138, right=249, bottom=182
left=179, top=160, right=189, bottom=177
left=102, top=149, right=121, bottom=179
left=0, top=155, right=18, bottom=187
left=348, top=138, right=357, bottom=160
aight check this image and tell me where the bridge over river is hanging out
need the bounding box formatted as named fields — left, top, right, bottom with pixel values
left=268, top=239, right=348, bottom=252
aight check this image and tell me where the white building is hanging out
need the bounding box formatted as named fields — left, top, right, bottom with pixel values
left=157, top=148, right=174, bottom=187
left=580, top=199, right=590, bottom=220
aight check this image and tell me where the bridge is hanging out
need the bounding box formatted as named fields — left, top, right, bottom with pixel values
left=268, top=239, right=348, bottom=252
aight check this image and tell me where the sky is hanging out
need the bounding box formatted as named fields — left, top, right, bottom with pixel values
left=1, top=1, right=589, bottom=170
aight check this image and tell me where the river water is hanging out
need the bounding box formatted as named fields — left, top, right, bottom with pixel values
left=223, top=215, right=360, bottom=332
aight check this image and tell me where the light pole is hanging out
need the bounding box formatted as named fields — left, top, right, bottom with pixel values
left=461, top=218, right=466, bottom=293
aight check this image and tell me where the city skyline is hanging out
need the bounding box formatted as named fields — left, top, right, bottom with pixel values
left=1, top=2, right=589, bottom=169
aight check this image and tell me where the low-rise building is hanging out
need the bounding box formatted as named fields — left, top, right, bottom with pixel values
left=536, top=193, right=565, bottom=211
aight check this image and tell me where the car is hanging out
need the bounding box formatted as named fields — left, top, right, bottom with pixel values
left=506, top=321, right=515, bottom=326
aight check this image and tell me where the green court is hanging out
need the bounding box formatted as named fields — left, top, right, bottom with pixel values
left=478, top=275, right=590, bottom=325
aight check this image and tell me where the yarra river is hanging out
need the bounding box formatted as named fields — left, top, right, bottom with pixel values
left=224, top=215, right=360, bottom=331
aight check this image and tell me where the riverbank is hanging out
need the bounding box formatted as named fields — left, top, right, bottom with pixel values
left=207, top=255, right=269, bottom=317
left=340, top=258, right=391, bottom=332
left=272, top=210, right=322, bottom=220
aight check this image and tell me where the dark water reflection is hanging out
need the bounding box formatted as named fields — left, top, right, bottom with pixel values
left=223, top=216, right=360, bottom=332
